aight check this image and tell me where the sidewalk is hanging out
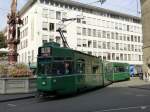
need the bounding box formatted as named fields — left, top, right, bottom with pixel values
left=0, top=93, right=35, bottom=102
left=108, top=77, right=150, bottom=88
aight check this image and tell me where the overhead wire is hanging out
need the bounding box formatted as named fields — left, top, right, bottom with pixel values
left=85, top=0, right=141, bottom=15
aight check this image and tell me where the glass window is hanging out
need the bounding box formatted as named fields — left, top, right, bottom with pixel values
left=49, top=23, right=55, bottom=31
left=107, top=31, right=110, bottom=39
left=62, top=12, right=67, bottom=19
left=97, top=30, right=101, bottom=38
left=107, top=42, right=110, bottom=49
left=88, top=28, right=92, bottom=36
left=76, top=59, right=85, bottom=74
left=83, top=39, right=87, bottom=47
left=49, top=10, right=55, bottom=19
left=88, top=40, right=92, bottom=47
left=114, top=66, right=128, bottom=73
left=77, top=27, right=82, bottom=35
left=38, top=63, right=52, bottom=75
left=103, top=42, right=106, bottom=49
left=56, top=11, right=61, bottom=20
left=102, top=31, right=106, bottom=38
left=98, top=41, right=102, bottom=48
left=42, top=8, right=48, bottom=18
left=52, top=61, right=73, bottom=75
left=82, top=28, right=86, bottom=36
left=42, top=22, right=48, bottom=30
left=93, top=40, right=97, bottom=48
left=77, top=38, right=82, bottom=47
left=93, top=29, right=96, bottom=37
left=42, top=40, right=47, bottom=44
left=111, top=32, right=114, bottom=39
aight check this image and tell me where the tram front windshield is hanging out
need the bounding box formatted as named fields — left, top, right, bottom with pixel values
left=38, top=63, right=52, bottom=75
left=38, top=61, right=72, bottom=76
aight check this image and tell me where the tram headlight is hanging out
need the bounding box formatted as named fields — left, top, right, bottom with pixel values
left=42, top=81, right=46, bottom=85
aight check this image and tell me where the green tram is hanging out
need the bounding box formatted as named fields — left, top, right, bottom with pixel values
left=105, top=62, right=130, bottom=82
left=37, top=42, right=112, bottom=96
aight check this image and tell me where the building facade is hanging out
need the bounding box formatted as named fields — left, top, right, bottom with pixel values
left=18, top=0, right=143, bottom=67
left=141, top=0, right=150, bottom=73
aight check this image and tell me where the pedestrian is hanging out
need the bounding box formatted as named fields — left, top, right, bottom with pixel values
left=139, top=73, right=143, bottom=80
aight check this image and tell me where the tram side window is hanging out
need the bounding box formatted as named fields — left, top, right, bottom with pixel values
left=76, top=60, right=85, bottom=74
left=52, top=61, right=73, bottom=75
left=92, top=66, right=99, bottom=74
left=114, top=66, right=127, bottom=73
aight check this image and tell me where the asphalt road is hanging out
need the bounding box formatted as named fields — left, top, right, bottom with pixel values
left=1, top=86, right=150, bottom=112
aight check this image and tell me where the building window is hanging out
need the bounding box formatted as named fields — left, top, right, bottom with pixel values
left=131, top=45, right=134, bottom=51
left=124, top=54, right=127, bottom=61
left=42, top=8, right=48, bottom=18
left=115, top=23, right=118, bottom=29
left=62, top=12, right=67, bottom=19
left=93, top=40, right=97, bottom=48
left=127, top=25, right=129, bottom=31
left=120, top=54, right=123, bottom=60
left=42, top=22, right=48, bottom=30
left=77, top=38, right=82, bottom=47
left=127, top=35, right=130, bottom=41
left=119, top=33, right=122, bottom=40
left=49, top=10, right=55, bottom=19
left=103, top=42, right=106, bottom=49
left=93, top=29, right=96, bottom=37
left=139, top=55, right=142, bottom=61
left=138, top=36, right=140, bottom=42
left=83, top=39, right=87, bottom=47
left=128, top=44, right=130, bottom=51
left=107, top=31, right=110, bottom=39
left=111, top=42, right=115, bottom=50
left=56, top=36, right=61, bottom=44
left=116, top=53, right=119, bottom=60
left=82, top=28, right=86, bottom=36
left=131, top=35, right=133, bottom=41
left=98, top=41, right=102, bottom=48
left=107, top=53, right=111, bottom=60
left=123, top=34, right=126, bottom=41
left=107, top=42, right=110, bottom=49
left=119, top=23, right=122, bottom=30
left=102, top=31, right=106, bottom=38
left=88, top=28, right=91, bottom=36
left=88, top=40, right=92, bottom=48
left=77, top=18, right=81, bottom=23
left=82, top=17, right=86, bottom=24
left=97, top=30, right=101, bottom=38
left=128, top=54, right=131, bottom=61
left=112, top=53, right=115, bottom=60
left=49, top=23, right=55, bottom=31
left=111, top=32, right=114, bottom=39
left=42, top=40, right=47, bottom=44
left=77, top=27, right=82, bottom=35
left=134, top=36, right=137, bottom=42
left=56, top=11, right=61, bottom=20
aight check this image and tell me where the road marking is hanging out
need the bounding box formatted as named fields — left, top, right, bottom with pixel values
left=141, top=106, right=147, bottom=110
left=7, top=104, right=16, bottom=107
left=93, top=105, right=149, bottom=112
left=136, top=94, right=147, bottom=97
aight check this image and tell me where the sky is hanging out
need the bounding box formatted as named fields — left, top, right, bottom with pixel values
left=0, top=0, right=141, bottom=31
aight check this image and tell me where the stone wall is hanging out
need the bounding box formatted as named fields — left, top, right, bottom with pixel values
left=0, top=78, right=36, bottom=94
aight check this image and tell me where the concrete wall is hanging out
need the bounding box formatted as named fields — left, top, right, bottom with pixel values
left=0, top=78, right=36, bottom=94
left=141, top=0, right=150, bottom=72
